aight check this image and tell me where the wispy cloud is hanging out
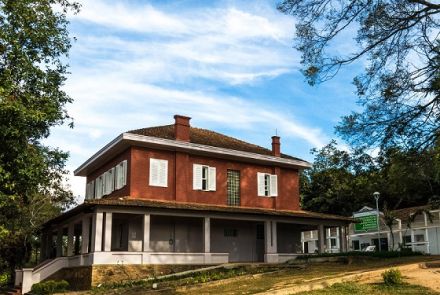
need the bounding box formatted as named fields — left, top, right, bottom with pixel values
left=54, top=0, right=333, bottom=201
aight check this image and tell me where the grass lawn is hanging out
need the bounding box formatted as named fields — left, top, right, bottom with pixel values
left=296, top=282, right=439, bottom=295
left=82, top=256, right=440, bottom=295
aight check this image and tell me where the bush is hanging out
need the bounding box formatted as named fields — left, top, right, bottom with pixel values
left=382, top=269, right=403, bottom=285
left=0, top=271, right=10, bottom=288
left=31, top=280, right=69, bottom=295
left=296, top=250, right=423, bottom=260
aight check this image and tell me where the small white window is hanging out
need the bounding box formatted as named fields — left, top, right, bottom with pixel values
left=86, top=180, right=95, bottom=199
left=149, top=158, right=168, bottom=187
left=95, top=175, right=104, bottom=199
left=104, top=167, right=115, bottom=195
left=193, top=164, right=216, bottom=191
left=257, top=172, right=278, bottom=197
left=115, top=160, right=127, bottom=190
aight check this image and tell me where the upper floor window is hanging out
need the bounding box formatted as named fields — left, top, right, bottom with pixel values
left=149, top=158, right=168, bottom=187
left=115, top=160, right=127, bottom=189
left=227, top=170, right=240, bottom=206
left=86, top=180, right=95, bottom=199
left=193, top=164, right=216, bottom=191
left=86, top=160, right=127, bottom=200
left=257, top=172, right=278, bottom=197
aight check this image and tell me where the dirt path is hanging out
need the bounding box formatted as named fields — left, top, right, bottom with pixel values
left=254, top=261, right=440, bottom=295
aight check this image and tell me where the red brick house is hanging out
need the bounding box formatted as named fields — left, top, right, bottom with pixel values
left=16, top=115, right=352, bottom=292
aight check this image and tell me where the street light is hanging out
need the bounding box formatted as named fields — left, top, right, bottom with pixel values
left=373, top=191, right=381, bottom=252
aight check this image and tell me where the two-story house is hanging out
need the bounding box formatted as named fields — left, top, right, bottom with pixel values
left=16, top=115, right=353, bottom=292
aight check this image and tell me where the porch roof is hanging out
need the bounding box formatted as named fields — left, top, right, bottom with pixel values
left=44, top=197, right=355, bottom=227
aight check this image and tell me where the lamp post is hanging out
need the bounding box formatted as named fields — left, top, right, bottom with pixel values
left=373, top=192, right=381, bottom=252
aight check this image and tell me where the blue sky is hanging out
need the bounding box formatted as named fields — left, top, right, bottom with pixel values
left=46, top=0, right=363, bottom=200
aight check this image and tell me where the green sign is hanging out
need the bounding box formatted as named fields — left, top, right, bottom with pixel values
left=355, top=215, right=378, bottom=232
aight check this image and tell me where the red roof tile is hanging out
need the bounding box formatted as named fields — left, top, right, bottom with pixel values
left=128, top=125, right=304, bottom=161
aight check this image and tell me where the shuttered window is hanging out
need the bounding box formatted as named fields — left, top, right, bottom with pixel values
left=257, top=172, right=278, bottom=197
left=193, top=164, right=216, bottom=191
left=149, top=158, right=168, bottom=187
left=115, top=160, right=127, bottom=190
left=95, top=175, right=104, bottom=199
left=86, top=180, right=95, bottom=199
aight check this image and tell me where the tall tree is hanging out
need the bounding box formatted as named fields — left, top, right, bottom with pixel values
left=302, top=141, right=440, bottom=216
left=0, top=0, right=79, bottom=279
left=278, top=1, right=440, bottom=150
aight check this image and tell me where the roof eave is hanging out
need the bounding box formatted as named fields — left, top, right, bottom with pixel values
left=74, top=133, right=312, bottom=176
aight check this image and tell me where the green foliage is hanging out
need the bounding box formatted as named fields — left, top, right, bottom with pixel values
left=0, top=271, right=10, bottom=287
left=91, top=266, right=272, bottom=294
left=0, top=0, right=79, bottom=283
left=302, top=141, right=440, bottom=216
left=382, top=269, right=403, bottom=286
left=296, top=250, right=423, bottom=260
left=296, top=281, right=437, bottom=295
left=31, top=280, right=69, bottom=295
left=278, top=0, right=440, bottom=150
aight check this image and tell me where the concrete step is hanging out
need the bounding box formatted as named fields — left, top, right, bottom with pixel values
left=0, top=287, right=21, bottom=295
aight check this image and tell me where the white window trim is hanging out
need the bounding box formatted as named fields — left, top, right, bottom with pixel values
left=149, top=158, right=168, bottom=187
left=193, top=164, right=216, bottom=191
left=257, top=172, right=278, bottom=197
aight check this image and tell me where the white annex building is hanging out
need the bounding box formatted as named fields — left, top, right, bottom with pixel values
left=301, top=205, right=440, bottom=255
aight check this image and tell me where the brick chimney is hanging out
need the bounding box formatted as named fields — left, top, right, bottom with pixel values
left=272, top=136, right=281, bottom=157
left=174, top=115, right=191, bottom=141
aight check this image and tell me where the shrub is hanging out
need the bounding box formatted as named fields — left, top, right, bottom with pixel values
left=382, top=268, right=403, bottom=285
left=31, top=280, right=69, bottom=295
left=0, top=271, right=10, bottom=287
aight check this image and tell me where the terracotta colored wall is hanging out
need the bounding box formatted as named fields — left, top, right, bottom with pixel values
left=130, top=146, right=176, bottom=201
left=126, top=146, right=300, bottom=210
left=86, top=148, right=131, bottom=199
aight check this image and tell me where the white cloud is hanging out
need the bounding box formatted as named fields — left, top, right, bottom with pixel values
left=55, top=0, right=330, bottom=201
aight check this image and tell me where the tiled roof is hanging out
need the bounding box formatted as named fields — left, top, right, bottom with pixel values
left=391, top=205, right=432, bottom=222
left=128, top=125, right=303, bottom=161
left=87, top=197, right=354, bottom=222
left=42, top=197, right=354, bottom=228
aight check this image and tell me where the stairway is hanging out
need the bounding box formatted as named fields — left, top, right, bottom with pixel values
left=0, top=287, right=21, bottom=295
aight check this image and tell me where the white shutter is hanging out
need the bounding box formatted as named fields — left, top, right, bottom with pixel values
left=270, top=174, right=278, bottom=197
left=193, top=164, right=203, bottom=190
left=109, top=167, right=115, bottom=193
left=96, top=176, right=103, bottom=199
left=86, top=180, right=95, bottom=199
left=149, top=159, right=159, bottom=186
left=90, top=180, right=95, bottom=199
left=257, top=172, right=265, bottom=196
left=150, top=159, right=167, bottom=187
left=115, top=164, right=121, bottom=189
left=159, top=160, right=168, bottom=187
left=208, top=167, right=216, bottom=191
left=85, top=182, right=90, bottom=199
left=122, top=160, right=127, bottom=187
left=103, top=171, right=110, bottom=195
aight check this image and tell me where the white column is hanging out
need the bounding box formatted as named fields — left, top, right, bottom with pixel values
left=104, top=212, right=112, bottom=251
left=92, top=212, right=103, bottom=252
left=143, top=214, right=151, bottom=252
left=410, top=229, right=415, bottom=252
left=336, top=227, right=340, bottom=253
left=204, top=217, right=210, bottom=253
left=326, top=228, right=331, bottom=251
left=387, top=232, right=391, bottom=251
left=264, top=220, right=278, bottom=263
left=67, top=223, right=75, bottom=256
left=301, top=232, right=305, bottom=253
left=81, top=217, right=90, bottom=254
left=318, top=224, right=325, bottom=254
left=398, top=220, right=403, bottom=248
